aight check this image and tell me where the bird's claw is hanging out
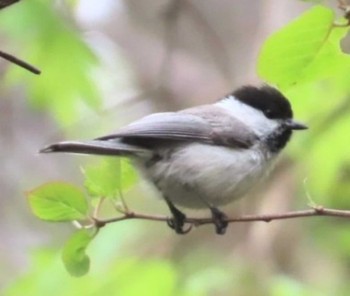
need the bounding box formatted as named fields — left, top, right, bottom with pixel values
left=166, top=207, right=192, bottom=234
left=167, top=217, right=192, bottom=234
left=211, top=207, right=228, bottom=235
left=165, top=200, right=192, bottom=234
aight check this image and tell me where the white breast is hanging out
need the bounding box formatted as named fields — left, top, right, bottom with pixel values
left=138, top=143, right=275, bottom=209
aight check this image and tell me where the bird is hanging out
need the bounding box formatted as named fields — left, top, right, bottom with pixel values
left=40, top=85, right=307, bottom=235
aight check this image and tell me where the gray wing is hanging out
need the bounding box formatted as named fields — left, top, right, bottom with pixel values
left=181, top=105, right=258, bottom=147
left=96, top=106, right=258, bottom=148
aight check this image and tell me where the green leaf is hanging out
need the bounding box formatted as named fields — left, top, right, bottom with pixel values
left=62, top=229, right=93, bottom=277
left=27, top=182, right=89, bottom=221
left=258, top=6, right=336, bottom=89
left=119, top=159, right=138, bottom=192
left=82, top=158, right=137, bottom=198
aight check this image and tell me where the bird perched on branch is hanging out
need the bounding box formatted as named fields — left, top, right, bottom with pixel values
left=41, top=85, right=307, bottom=235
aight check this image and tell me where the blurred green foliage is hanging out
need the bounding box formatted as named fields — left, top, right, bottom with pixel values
left=4, top=246, right=178, bottom=296
left=258, top=5, right=350, bottom=204
left=258, top=6, right=350, bottom=295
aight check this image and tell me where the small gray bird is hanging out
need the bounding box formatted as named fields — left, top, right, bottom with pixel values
left=41, top=85, right=307, bottom=234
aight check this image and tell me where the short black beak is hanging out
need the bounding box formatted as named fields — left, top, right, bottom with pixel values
left=285, top=119, right=308, bottom=130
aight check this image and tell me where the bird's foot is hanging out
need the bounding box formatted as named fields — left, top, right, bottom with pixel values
left=166, top=201, right=191, bottom=234
left=210, top=207, right=228, bottom=235
left=167, top=208, right=192, bottom=234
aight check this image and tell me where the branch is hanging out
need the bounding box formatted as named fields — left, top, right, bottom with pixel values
left=0, top=0, right=20, bottom=10
left=0, top=50, right=41, bottom=75
left=94, top=206, right=350, bottom=229
left=0, top=0, right=41, bottom=75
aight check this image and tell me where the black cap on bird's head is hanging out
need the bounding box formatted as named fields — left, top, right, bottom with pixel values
left=232, top=85, right=307, bottom=130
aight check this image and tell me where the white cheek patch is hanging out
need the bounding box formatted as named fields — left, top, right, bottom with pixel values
left=215, top=96, right=279, bottom=137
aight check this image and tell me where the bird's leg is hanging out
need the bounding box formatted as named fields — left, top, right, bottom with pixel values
left=210, top=207, right=228, bottom=235
left=194, top=195, right=229, bottom=235
left=165, top=199, right=191, bottom=234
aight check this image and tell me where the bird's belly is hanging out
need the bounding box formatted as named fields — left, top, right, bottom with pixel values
left=139, top=143, right=273, bottom=209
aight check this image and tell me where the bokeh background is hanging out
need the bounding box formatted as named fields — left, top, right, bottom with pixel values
left=1, top=0, right=350, bottom=295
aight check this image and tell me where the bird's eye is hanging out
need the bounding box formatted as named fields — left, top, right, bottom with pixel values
left=265, top=109, right=274, bottom=117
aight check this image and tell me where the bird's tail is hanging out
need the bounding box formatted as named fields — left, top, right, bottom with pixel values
left=39, top=140, right=150, bottom=157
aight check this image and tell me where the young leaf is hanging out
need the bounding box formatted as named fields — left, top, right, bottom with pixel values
left=120, top=159, right=138, bottom=192
left=27, top=182, right=89, bottom=221
left=62, top=229, right=93, bottom=277
left=82, top=159, right=121, bottom=198
left=258, top=6, right=335, bottom=88
left=82, top=158, right=137, bottom=198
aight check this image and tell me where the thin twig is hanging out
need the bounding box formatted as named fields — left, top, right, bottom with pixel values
left=94, top=206, right=350, bottom=229
left=0, top=1, right=41, bottom=75
left=0, top=0, right=20, bottom=10
left=0, top=50, right=41, bottom=74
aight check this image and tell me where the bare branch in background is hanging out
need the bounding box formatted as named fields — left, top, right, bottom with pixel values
left=0, top=50, right=41, bottom=75
left=0, top=0, right=20, bottom=10
left=0, top=0, right=41, bottom=75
